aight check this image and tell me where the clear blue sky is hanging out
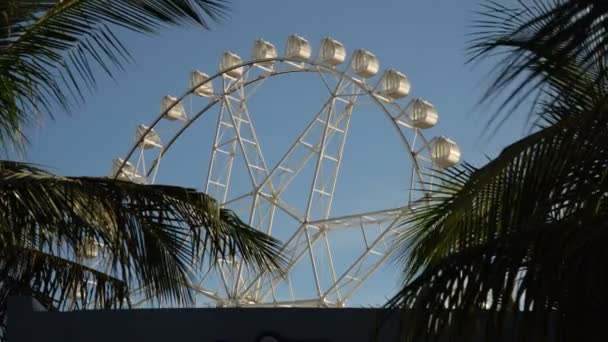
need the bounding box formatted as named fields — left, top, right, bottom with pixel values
left=22, top=0, right=527, bottom=306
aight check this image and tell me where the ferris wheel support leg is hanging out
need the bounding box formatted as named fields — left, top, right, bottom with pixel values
left=239, top=85, right=356, bottom=301
left=243, top=201, right=278, bottom=297
left=205, top=74, right=244, bottom=197
left=318, top=86, right=360, bottom=302
left=321, top=230, right=340, bottom=302
left=256, top=229, right=325, bottom=302
left=300, top=59, right=354, bottom=297
left=239, top=222, right=308, bottom=298
left=205, top=101, right=228, bottom=195
left=222, top=77, right=284, bottom=300
left=217, top=259, right=234, bottom=299
left=303, top=97, right=339, bottom=298
left=254, top=98, right=333, bottom=196
left=322, top=102, right=354, bottom=219
left=238, top=220, right=328, bottom=302
left=205, top=102, right=240, bottom=203
left=301, top=72, right=358, bottom=300
left=224, top=97, right=260, bottom=188
left=245, top=72, right=362, bottom=303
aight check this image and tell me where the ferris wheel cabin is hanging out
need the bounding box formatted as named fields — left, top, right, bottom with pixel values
left=319, top=37, right=346, bottom=66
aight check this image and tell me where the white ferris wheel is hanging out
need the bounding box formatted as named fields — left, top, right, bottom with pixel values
left=106, top=35, right=460, bottom=308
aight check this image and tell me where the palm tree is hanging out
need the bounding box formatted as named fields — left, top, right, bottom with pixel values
left=0, top=1, right=285, bottom=339
left=386, top=0, right=608, bottom=340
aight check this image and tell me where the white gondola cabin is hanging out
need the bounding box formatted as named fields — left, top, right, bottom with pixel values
left=285, top=35, right=311, bottom=60
left=252, top=39, right=277, bottom=66
left=409, top=99, right=438, bottom=129
left=352, top=49, right=379, bottom=78
left=190, top=71, right=214, bottom=97
left=220, top=51, right=243, bottom=78
left=431, top=137, right=461, bottom=168
left=381, top=70, right=410, bottom=99
left=162, top=95, right=187, bottom=121
left=112, top=158, right=147, bottom=183
left=80, top=238, right=98, bottom=259
left=319, top=37, right=346, bottom=66
left=136, top=124, right=163, bottom=149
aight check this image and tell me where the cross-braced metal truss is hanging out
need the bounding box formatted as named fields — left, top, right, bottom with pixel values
left=110, top=37, right=460, bottom=308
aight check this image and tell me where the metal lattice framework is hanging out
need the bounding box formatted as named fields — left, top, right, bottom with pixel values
left=108, top=36, right=460, bottom=308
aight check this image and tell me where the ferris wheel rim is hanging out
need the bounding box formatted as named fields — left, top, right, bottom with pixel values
left=114, top=56, right=431, bottom=186
left=113, top=48, right=446, bottom=307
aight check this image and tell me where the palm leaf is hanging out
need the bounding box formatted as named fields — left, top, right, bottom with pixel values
left=0, top=160, right=286, bottom=329
left=387, top=101, right=608, bottom=340
left=468, top=0, right=608, bottom=131
left=0, top=0, right=228, bottom=150
left=386, top=1, right=608, bottom=340
left=0, top=246, right=129, bottom=340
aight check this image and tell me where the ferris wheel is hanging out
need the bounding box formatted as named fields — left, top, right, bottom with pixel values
left=106, top=35, right=460, bottom=308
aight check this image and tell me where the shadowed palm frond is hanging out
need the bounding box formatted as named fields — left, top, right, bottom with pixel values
left=387, top=101, right=608, bottom=340
left=0, top=160, right=286, bottom=333
left=389, top=218, right=608, bottom=342
left=0, top=1, right=290, bottom=341
left=0, top=246, right=129, bottom=340
left=0, top=0, right=228, bottom=150
left=387, top=1, right=608, bottom=340
left=468, top=0, right=608, bottom=130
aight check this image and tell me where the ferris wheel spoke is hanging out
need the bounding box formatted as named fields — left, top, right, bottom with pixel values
left=254, top=227, right=326, bottom=302
left=188, top=268, right=224, bottom=303
left=192, top=285, right=223, bottom=302
left=205, top=102, right=235, bottom=202
left=238, top=225, right=308, bottom=298
left=334, top=92, right=370, bottom=98
left=316, top=67, right=337, bottom=94
left=247, top=77, right=366, bottom=303
left=236, top=298, right=338, bottom=308
left=253, top=77, right=361, bottom=200
left=321, top=209, right=406, bottom=305
left=219, top=72, right=287, bottom=295
left=238, top=206, right=409, bottom=304
left=255, top=101, right=332, bottom=196
left=257, top=191, right=304, bottom=223
left=315, top=65, right=354, bottom=96
left=239, top=223, right=321, bottom=299
left=222, top=191, right=253, bottom=207
left=203, top=66, right=259, bottom=202
left=223, top=93, right=273, bottom=190
left=217, top=258, right=236, bottom=298
left=296, top=71, right=360, bottom=298
left=223, top=99, right=261, bottom=188
left=321, top=231, right=340, bottom=301
left=302, top=76, right=360, bottom=224
left=255, top=206, right=408, bottom=304
left=239, top=70, right=268, bottom=99
left=307, top=206, right=405, bottom=228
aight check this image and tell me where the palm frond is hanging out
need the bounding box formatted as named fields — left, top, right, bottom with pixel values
left=387, top=79, right=608, bottom=340
left=1, top=1, right=57, bottom=47
left=383, top=1, right=608, bottom=340
left=0, top=246, right=128, bottom=340
left=468, top=0, right=608, bottom=130
left=0, top=0, right=229, bottom=150
left=0, top=160, right=286, bottom=309
left=388, top=217, right=608, bottom=341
